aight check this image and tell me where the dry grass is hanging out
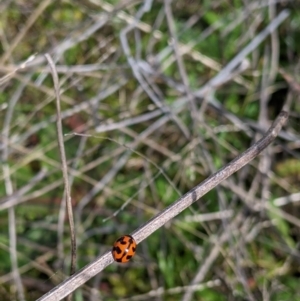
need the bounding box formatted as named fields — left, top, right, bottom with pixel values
left=0, top=1, right=300, bottom=300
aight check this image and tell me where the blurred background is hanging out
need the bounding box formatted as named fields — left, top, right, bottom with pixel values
left=0, top=0, right=300, bottom=300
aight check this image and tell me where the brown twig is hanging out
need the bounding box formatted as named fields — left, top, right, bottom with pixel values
left=44, top=54, right=77, bottom=298
left=2, top=77, right=28, bottom=301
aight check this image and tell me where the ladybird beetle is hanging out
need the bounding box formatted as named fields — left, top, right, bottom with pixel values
left=112, top=235, right=137, bottom=263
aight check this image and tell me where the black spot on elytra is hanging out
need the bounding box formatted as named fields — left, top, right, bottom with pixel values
left=113, top=246, right=122, bottom=255
left=125, top=254, right=132, bottom=261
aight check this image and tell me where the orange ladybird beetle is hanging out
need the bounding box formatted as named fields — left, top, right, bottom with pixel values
left=112, top=235, right=137, bottom=263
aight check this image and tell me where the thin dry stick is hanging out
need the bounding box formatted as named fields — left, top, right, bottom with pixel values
left=0, top=54, right=37, bottom=86
left=2, top=81, right=27, bottom=301
left=37, top=111, right=288, bottom=301
left=44, top=55, right=77, bottom=280
left=0, top=168, right=48, bottom=209
left=164, top=0, right=198, bottom=122
left=119, top=0, right=190, bottom=139
left=57, top=136, right=88, bottom=280
left=195, top=9, right=289, bottom=95
left=120, top=279, right=221, bottom=301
